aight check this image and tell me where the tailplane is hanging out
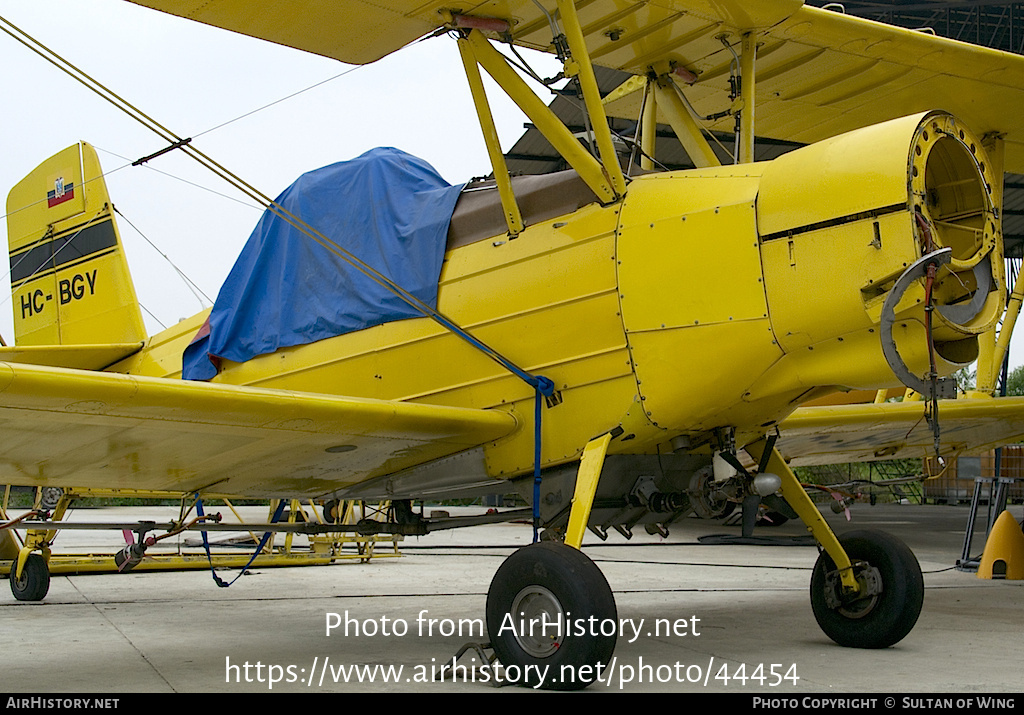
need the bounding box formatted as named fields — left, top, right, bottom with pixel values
left=6, top=142, right=146, bottom=347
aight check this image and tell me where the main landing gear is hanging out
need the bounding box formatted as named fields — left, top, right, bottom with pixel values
left=10, top=552, right=50, bottom=602
left=484, top=435, right=926, bottom=690
left=5, top=514, right=53, bottom=602
left=486, top=542, right=616, bottom=690
left=811, top=529, right=924, bottom=648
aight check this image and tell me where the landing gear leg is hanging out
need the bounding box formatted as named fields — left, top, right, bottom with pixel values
left=747, top=437, right=923, bottom=648
left=486, top=434, right=616, bottom=690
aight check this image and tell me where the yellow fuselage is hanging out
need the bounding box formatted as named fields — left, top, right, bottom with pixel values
left=112, top=112, right=1003, bottom=483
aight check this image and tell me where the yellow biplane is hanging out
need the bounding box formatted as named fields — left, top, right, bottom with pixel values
left=4, top=0, right=1024, bottom=690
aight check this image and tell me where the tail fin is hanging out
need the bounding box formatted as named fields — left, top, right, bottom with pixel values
left=6, top=142, right=146, bottom=347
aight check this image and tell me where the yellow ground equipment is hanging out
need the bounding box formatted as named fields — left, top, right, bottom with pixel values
left=977, top=510, right=1024, bottom=580
left=0, top=487, right=401, bottom=583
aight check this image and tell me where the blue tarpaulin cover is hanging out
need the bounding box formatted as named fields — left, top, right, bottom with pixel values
left=182, top=147, right=464, bottom=380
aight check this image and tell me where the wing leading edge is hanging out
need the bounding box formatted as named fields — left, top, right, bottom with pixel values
left=0, top=361, right=518, bottom=498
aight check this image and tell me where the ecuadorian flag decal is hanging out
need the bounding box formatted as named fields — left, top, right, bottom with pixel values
left=47, top=177, right=75, bottom=208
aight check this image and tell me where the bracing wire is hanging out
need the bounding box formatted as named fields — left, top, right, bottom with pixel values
left=93, top=145, right=264, bottom=212
left=113, top=206, right=214, bottom=308
left=191, top=66, right=364, bottom=141
left=0, top=207, right=108, bottom=305
left=139, top=302, right=168, bottom=331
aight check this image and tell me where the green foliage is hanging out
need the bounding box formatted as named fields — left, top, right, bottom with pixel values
left=3, top=490, right=35, bottom=508
left=794, top=459, right=921, bottom=485
left=955, top=367, right=976, bottom=393
left=1004, top=364, right=1024, bottom=396
left=793, top=459, right=924, bottom=505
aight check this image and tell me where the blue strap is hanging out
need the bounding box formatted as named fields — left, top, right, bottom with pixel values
left=410, top=315, right=555, bottom=544
left=197, top=495, right=287, bottom=588
left=530, top=376, right=555, bottom=543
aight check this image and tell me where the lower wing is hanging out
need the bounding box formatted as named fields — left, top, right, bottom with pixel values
left=0, top=361, right=518, bottom=498
left=777, top=397, right=1024, bottom=466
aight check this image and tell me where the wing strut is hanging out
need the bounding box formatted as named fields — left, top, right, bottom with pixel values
left=715, top=32, right=757, bottom=164
left=599, top=28, right=763, bottom=169
left=738, top=32, right=757, bottom=164
left=451, top=3, right=627, bottom=208
left=603, top=69, right=722, bottom=169
left=456, top=33, right=525, bottom=238
left=553, top=0, right=626, bottom=196
left=460, top=28, right=618, bottom=203
left=653, top=70, right=723, bottom=168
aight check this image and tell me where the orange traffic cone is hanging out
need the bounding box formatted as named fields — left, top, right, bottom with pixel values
left=977, top=510, right=1024, bottom=580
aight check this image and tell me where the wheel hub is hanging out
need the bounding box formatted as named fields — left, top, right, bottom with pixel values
left=825, top=563, right=884, bottom=618
left=509, top=585, right=564, bottom=658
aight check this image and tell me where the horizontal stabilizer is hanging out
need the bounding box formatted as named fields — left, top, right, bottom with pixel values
left=0, top=343, right=142, bottom=370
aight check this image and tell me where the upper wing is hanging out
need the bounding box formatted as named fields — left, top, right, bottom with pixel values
left=124, top=0, right=445, bottom=67
left=597, top=3, right=1024, bottom=173
left=667, top=5, right=1024, bottom=172
left=123, top=0, right=802, bottom=65
left=0, top=361, right=517, bottom=497
left=777, top=397, right=1024, bottom=467
left=126, top=1, right=1024, bottom=171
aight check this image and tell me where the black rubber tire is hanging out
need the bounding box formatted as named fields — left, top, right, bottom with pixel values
left=810, top=530, right=923, bottom=648
left=322, top=500, right=340, bottom=523
left=10, top=553, right=50, bottom=602
left=486, top=542, right=617, bottom=691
